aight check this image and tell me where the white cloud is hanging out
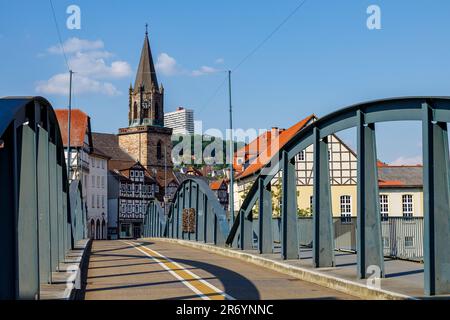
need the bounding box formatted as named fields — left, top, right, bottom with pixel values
left=68, top=51, right=132, bottom=79
left=155, top=52, right=223, bottom=77
left=48, top=38, right=104, bottom=55
left=37, top=38, right=130, bottom=96
left=215, top=58, right=224, bottom=64
left=36, top=73, right=119, bottom=96
left=155, top=53, right=180, bottom=76
left=390, top=155, right=422, bottom=166
left=192, top=65, right=220, bottom=77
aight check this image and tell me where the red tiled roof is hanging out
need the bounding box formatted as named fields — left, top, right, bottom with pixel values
left=55, top=109, right=91, bottom=148
left=234, top=131, right=274, bottom=172
left=210, top=179, right=226, bottom=190
left=378, top=179, right=404, bottom=187
left=236, top=115, right=315, bottom=180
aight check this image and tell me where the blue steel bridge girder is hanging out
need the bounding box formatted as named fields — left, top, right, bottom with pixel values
left=140, top=97, right=450, bottom=297
left=281, top=150, right=299, bottom=260
left=312, top=127, right=335, bottom=268
left=258, top=178, right=273, bottom=254
left=239, top=208, right=253, bottom=250
left=144, top=177, right=231, bottom=245
left=356, top=110, right=385, bottom=279
left=422, top=102, right=450, bottom=296
left=0, top=97, right=86, bottom=300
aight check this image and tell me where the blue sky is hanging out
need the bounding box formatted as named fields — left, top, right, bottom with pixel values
left=1, top=0, right=450, bottom=164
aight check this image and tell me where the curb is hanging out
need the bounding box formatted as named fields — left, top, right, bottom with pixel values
left=145, top=237, right=417, bottom=300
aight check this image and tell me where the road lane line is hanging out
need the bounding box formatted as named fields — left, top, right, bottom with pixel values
left=123, top=241, right=234, bottom=300
left=139, top=242, right=235, bottom=301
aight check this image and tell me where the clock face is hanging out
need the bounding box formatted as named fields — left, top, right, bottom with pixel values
left=142, top=100, right=150, bottom=109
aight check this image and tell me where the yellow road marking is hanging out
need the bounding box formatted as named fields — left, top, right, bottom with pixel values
left=124, top=241, right=234, bottom=300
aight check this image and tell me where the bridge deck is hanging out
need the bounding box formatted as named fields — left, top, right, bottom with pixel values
left=81, top=240, right=357, bottom=300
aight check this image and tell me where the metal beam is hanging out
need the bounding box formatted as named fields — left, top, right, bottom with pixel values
left=0, top=124, right=15, bottom=299
left=258, top=178, right=273, bottom=254
left=312, top=128, right=335, bottom=268
left=422, top=102, right=450, bottom=296
left=37, top=127, right=51, bottom=284
left=239, top=209, right=253, bottom=250
left=356, top=111, right=384, bottom=279
left=281, top=150, right=299, bottom=260
left=17, top=124, right=39, bottom=299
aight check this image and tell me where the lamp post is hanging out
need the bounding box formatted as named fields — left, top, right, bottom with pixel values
left=228, top=70, right=235, bottom=224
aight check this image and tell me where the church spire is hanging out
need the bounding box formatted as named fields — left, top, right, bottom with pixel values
left=134, top=25, right=158, bottom=93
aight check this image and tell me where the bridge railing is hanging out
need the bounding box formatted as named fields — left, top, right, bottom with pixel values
left=248, top=217, right=424, bottom=262
left=144, top=97, right=450, bottom=296
left=0, top=97, right=87, bottom=300
left=143, top=177, right=230, bottom=245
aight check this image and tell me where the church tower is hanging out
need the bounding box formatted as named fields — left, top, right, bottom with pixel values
left=118, top=27, right=173, bottom=186
left=128, top=27, right=164, bottom=127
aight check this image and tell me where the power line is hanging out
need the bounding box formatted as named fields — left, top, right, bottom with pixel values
left=197, top=0, right=309, bottom=115
left=232, top=0, right=308, bottom=72
left=49, top=0, right=70, bottom=71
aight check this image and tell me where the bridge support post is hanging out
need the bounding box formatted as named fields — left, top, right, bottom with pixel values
left=0, top=124, right=15, bottom=299
left=17, top=124, right=40, bottom=299
left=149, top=204, right=153, bottom=237
left=176, top=193, right=182, bottom=239
left=152, top=204, right=156, bottom=237
left=258, top=178, right=273, bottom=254
left=239, top=209, right=253, bottom=250
left=194, top=184, right=200, bottom=241
left=205, top=198, right=215, bottom=243
left=313, top=128, right=335, bottom=268
left=422, top=102, right=450, bottom=296
left=187, top=181, right=193, bottom=241
left=37, top=127, right=51, bottom=285
left=356, top=111, right=384, bottom=279
left=281, top=151, right=299, bottom=260
left=214, top=213, right=226, bottom=246
left=197, top=192, right=205, bottom=241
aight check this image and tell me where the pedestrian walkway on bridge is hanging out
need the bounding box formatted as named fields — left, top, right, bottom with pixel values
left=81, top=241, right=356, bottom=300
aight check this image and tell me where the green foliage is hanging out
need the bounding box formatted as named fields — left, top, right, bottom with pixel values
left=297, top=207, right=312, bottom=217
left=172, top=134, right=244, bottom=168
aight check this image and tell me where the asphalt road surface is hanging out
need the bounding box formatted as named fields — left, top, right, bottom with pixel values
left=82, top=240, right=357, bottom=300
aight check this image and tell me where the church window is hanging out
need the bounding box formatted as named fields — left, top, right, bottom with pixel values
left=133, top=102, right=138, bottom=119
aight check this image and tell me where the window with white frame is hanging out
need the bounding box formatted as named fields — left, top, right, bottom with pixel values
left=340, top=195, right=352, bottom=223
left=91, top=194, right=95, bottom=208
left=402, top=195, right=413, bottom=217
left=380, top=195, right=389, bottom=221
left=92, top=175, right=95, bottom=188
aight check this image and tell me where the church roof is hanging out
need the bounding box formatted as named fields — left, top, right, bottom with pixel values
left=134, top=31, right=158, bottom=93
left=91, top=132, right=136, bottom=171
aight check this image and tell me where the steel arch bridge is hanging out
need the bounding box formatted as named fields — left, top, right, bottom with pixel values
left=143, top=177, right=230, bottom=245
left=0, top=97, right=87, bottom=300
left=144, top=97, right=450, bottom=296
